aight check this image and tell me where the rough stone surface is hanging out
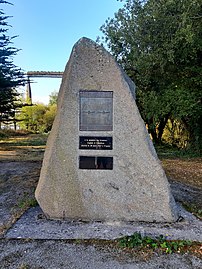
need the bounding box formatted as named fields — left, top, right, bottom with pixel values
left=35, top=37, right=178, bottom=222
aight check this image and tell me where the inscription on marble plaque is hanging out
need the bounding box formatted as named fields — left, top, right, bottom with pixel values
left=79, top=136, right=112, bottom=150
left=79, top=91, right=113, bottom=131
left=79, top=156, right=113, bottom=170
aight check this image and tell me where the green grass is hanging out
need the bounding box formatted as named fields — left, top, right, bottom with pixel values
left=18, top=197, right=38, bottom=210
left=0, top=133, right=48, bottom=147
left=0, top=129, right=31, bottom=138
left=0, top=132, right=48, bottom=161
left=155, top=144, right=201, bottom=159
left=118, top=232, right=194, bottom=254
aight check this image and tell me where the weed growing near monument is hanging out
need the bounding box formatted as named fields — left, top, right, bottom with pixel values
left=18, top=197, right=38, bottom=211
left=118, top=232, right=194, bottom=254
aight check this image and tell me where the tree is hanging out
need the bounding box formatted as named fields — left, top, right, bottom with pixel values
left=18, top=103, right=47, bottom=132
left=100, top=0, right=202, bottom=151
left=43, top=103, right=57, bottom=132
left=43, top=91, right=58, bottom=132
left=0, top=0, right=25, bottom=128
left=48, top=90, right=58, bottom=106
left=18, top=92, right=58, bottom=133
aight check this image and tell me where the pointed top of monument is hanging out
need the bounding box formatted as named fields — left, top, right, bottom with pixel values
left=69, top=37, right=136, bottom=99
left=76, top=37, right=98, bottom=45
left=73, top=37, right=107, bottom=54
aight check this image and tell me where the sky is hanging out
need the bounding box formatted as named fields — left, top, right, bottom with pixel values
left=3, top=0, right=124, bottom=104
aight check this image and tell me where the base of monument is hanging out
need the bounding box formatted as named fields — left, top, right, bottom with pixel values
left=5, top=205, right=201, bottom=241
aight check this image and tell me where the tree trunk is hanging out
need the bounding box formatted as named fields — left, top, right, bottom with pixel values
left=182, top=116, right=202, bottom=153
left=14, top=120, right=16, bottom=131
left=147, top=118, right=158, bottom=144
left=157, top=114, right=170, bottom=144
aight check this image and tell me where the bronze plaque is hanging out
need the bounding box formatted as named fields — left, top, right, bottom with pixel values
left=79, top=136, right=112, bottom=150
left=79, top=91, right=113, bottom=131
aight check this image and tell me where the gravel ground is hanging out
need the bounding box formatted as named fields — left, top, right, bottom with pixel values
left=0, top=161, right=41, bottom=233
left=0, top=238, right=202, bottom=269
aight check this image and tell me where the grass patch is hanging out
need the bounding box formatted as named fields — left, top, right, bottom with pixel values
left=0, top=129, right=32, bottom=138
left=0, top=133, right=48, bottom=147
left=60, top=235, right=201, bottom=259
left=18, top=197, right=38, bottom=211
left=117, top=232, right=199, bottom=255
left=156, top=144, right=201, bottom=159
left=0, top=133, right=48, bottom=161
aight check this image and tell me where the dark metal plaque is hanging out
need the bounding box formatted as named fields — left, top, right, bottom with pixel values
left=79, top=156, right=113, bottom=170
left=79, top=136, right=112, bottom=150
left=79, top=91, right=113, bottom=131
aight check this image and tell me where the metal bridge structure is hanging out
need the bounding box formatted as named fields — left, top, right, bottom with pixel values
left=26, top=71, right=64, bottom=102
left=27, top=71, right=63, bottom=78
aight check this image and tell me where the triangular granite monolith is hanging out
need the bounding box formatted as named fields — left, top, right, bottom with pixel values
left=35, top=37, right=178, bottom=222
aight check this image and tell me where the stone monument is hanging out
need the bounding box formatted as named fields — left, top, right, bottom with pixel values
left=35, top=37, right=178, bottom=222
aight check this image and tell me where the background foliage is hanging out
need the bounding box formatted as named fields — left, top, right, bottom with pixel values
left=17, top=91, right=57, bottom=133
left=100, top=0, right=202, bottom=152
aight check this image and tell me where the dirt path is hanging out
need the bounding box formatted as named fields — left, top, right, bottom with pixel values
left=163, top=158, right=202, bottom=189
left=0, top=161, right=41, bottom=235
